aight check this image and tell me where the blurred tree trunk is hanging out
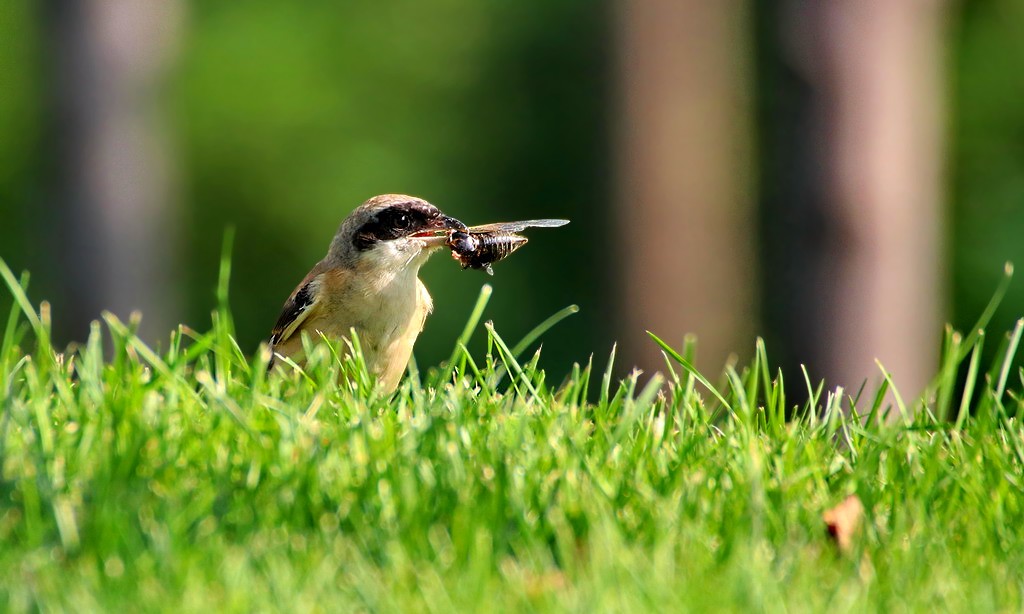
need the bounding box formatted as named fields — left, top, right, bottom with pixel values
left=765, top=1, right=948, bottom=404
left=41, top=1, right=182, bottom=344
left=614, top=0, right=756, bottom=375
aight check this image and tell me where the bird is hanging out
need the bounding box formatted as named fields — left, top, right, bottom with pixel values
left=268, top=194, right=465, bottom=392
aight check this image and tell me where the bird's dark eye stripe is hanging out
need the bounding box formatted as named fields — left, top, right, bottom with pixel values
left=352, top=203, right=438, bottom=250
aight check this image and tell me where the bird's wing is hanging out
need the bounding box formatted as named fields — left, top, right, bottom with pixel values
left=270, top=272, right=323, bottom=348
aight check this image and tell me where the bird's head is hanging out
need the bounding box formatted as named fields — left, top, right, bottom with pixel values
left=328, top=194, right=465, bottom=274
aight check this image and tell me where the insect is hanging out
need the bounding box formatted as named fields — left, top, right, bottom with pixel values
left=447, top=219, right=570, bottom=275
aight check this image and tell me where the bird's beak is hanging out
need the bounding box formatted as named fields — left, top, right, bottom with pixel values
left=442, top=215, right=467, bottom=231
left=414, top=214, right=466, bottom=248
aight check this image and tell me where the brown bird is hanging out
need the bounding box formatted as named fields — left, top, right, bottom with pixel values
left=268, top=194, right=464, bottom=392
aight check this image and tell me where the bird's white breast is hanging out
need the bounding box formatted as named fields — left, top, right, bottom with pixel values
left=311, top=251, right=433, bottom=389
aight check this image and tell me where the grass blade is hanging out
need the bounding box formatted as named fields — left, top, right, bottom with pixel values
left=648, top=331, right=732, bottom=414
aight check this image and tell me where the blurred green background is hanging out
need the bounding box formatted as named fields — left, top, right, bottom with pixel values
left=951, top=0, right=1024, bottom=338
left=173, top=1, right=612, bottom=373
left=1, top=0, right=1022, bottom=381
left=0, top=0, right=613, bottom=374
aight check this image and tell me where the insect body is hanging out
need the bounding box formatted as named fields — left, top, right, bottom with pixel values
left=449, top=231, right=528, bottom=275
left=447, top=219, right=569, bottom=275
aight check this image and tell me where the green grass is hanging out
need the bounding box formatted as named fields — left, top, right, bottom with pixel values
left=1, top=256, right=1023, bottom=613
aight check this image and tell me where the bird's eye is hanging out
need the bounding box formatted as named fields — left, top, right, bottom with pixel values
left=393, top=214, right=411, bottom=229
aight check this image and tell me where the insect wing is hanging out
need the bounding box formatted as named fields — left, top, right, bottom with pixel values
left=465, top=219, right=569, bottom=233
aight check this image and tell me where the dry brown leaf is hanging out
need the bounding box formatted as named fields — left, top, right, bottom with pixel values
left=823, top=494, right=864, bottom=553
